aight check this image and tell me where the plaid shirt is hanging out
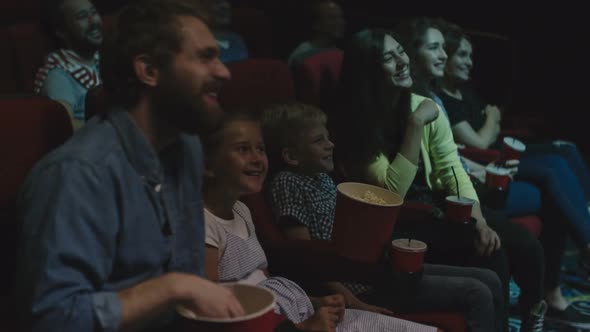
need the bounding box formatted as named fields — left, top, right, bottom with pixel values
left=270, top=171, right=336, bottom=240
left=269, top=171, right=371, bottom=295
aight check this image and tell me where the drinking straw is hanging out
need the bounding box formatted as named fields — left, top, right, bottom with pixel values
left=451, top=166, right=460, bottom=199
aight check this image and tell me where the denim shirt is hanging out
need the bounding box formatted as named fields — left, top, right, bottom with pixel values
left=16, top=110, right=206, bottom=331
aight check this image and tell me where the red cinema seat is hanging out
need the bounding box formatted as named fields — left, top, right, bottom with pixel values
left=241, top=192, right=466, bottom=332
left=231, top=7, right=274, bottom=58
left=292, top=49, right=343, bottom=108
left=0, top=96, right=73, bottom=329
left=220, top=59, right=295, bottom=114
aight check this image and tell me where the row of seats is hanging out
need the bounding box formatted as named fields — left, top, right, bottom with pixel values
left=0, top=94, right=467, bottom=331
left=86, top=53, right=544, bottom=238
left=0, top=6, right=274, bottom=95
left=0, top=48, right=543, bottom=332
left=0, top=53, right=465, bottom=330
left=86, top=55, right=541, bottom=331
left=0, top=97, right=73, bottom=328
left=0, top=23, right=52, bottom=94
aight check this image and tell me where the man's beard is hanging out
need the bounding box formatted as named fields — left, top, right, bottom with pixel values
left=68, top=25, right=103, bottom=55
left=152, top=72, right=224, bottom=138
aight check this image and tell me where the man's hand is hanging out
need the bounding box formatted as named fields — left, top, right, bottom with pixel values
left=171, top=274, right=245, bottom=318
left=474, top=223, right=501, bottom=256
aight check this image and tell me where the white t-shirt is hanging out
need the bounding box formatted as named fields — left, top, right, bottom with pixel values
left=204, top=201, right=267, bottom=285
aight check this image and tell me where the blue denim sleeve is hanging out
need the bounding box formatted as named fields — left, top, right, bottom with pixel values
left=17, top=159, right=122, bottom=331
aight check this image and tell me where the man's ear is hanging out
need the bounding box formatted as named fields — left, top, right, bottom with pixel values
left=133, top=54, right=160, bottom=87
left=281, top=147, right=299, bottom=167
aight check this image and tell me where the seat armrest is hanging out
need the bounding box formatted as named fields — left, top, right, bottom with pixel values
left=264, top=239, right=385, bottom=283
left=459, top=146, right=501, bottom=164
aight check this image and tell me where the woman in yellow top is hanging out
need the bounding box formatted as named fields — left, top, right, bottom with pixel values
left=332, top=27, right=545, bottom=332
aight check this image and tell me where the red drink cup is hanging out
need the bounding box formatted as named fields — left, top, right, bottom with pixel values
left=445, top=195, right=475, bottom=223
left=391, top=238, right=427, bottom=273
left=333, top=182, right=403, bottom=262
left=485, top=165, right=511, bottom=190
left=501, top=137, right=526, bottom=162
left=177, top=284, right=282, bottom=332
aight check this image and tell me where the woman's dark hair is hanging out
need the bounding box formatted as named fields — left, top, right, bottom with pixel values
left=441, top=20, right=470, bottom=59
left=100, top=0, right=209, bottom=108
left=334, top=28, right=411, bottom=180
left=395, top=17, right=446, bottom=97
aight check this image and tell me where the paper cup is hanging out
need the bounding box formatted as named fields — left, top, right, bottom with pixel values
left=391, top=238, right=427, bottom=273
left=501, top=137, right=526, bottom=161
left=445, top=195, right=475, bottom=223
left=333, top=182, right=403, bottom=262
left=485, top=165, right=511, bottom=190
left=177, top=284, right=281, bottom=332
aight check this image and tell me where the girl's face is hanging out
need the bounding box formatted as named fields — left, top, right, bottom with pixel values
left=445, top=38, right=473, bottom=82
left=416, top=28, right=448, bottom=78
left=210, top=120, right=268, bottom=195
left=382, top=34, right=413, bottom=88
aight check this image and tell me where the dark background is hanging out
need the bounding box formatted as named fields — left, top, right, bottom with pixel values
left=1, top=0, right=586, bottom=152
left=235, top=0, right=587, bottom=153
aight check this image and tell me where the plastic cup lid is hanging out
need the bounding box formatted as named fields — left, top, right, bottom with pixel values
left=503, top=137, right=526, bottom=151
left=445, top=195, right=475, bottom=205
left=392, top=238, right=427, bottom=252
left=485, top=165, right=510, bottom=175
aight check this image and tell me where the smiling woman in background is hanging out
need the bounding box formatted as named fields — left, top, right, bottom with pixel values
left=438, top=21, right=590, bottom=328
left=330, top=22, right=547, bottom=332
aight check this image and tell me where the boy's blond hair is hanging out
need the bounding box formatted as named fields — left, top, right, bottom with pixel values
left=261, top=102, right=327, bottom=172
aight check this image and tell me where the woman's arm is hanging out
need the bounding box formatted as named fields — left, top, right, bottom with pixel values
left=364, top=100, right=439, bottom=196
left=427, top=106, right=479, bottom=202
left=471, top=202, right=502, bottom=257
left=400, top=99, right=440, bottom=164
left=462, top=157, right=486, bottom=183
left=452, top=105, right=501, bottom=149
left=205, top=245, right=220, bottom=282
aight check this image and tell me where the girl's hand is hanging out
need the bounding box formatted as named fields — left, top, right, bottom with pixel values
left=311, top=295, right=345, bottom=323
left=296, top=306, right=340, bottom=332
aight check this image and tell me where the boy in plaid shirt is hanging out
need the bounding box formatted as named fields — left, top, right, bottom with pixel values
left=263, top=102, right=504, bottom=332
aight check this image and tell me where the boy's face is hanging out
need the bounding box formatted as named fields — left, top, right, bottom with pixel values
left=290, top=121, right=335, bottom=174
left=211, top=120, right=268, bottom=195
